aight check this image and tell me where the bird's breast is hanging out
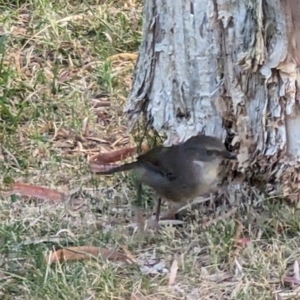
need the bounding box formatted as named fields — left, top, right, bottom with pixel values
left=193, top=159, right=221, bottom=186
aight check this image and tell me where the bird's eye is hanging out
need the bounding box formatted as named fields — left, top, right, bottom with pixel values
left=206, top=150, right=214, bottom=156
left=166, top=172, right=176, bottom=181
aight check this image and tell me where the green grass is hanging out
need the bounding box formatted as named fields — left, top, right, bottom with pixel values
left=1, top=0, right=300, bottom=299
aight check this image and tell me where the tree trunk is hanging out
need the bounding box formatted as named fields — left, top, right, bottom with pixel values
left=125, top=0, right=300, bottom=200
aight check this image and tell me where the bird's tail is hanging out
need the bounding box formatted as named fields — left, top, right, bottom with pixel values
left=90, top=161, right=139, bottom=175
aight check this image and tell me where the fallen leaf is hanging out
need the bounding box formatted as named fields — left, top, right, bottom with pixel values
left=89, top=146, right=137, bottom=164
left=294, top=261, right=300, bottom=281
left=283, top=276, right=300, bottom=286
left=89, top=162, right=120, bottom=173
left=89, top=145, right=148, bottom=173
left=168, top=259, right=178, bottom=286
left=45, top=246, right=135, bottom=264
left=89, top=142, right=149, bottom=165
left=7, top=183, right=65, bottom=202
left=107, top=53, right=138, bottom=62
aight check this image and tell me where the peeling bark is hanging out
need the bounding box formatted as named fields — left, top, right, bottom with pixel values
left=125, top=0, right=300, bottom=200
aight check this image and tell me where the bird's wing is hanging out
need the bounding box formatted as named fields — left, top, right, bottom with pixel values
left=138, top=146, right=180, bottom=180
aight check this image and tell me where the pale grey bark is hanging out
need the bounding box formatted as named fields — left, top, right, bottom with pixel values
left=125, top=0, right=300, bottom=199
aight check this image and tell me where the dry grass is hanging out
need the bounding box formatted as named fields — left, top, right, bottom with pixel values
left=1, top=1, right=300, bottom=299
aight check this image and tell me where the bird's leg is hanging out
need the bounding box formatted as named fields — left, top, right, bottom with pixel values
left=133, top=181, right=147, bottom=232
left=209, top=192, right=215, bottom=210
left=155, top=197, right=162, bottom=222
left=136, top=181, right=143, bottom=206
left=143, top=198, right=161, bottom=231
left=134, top=181, right=161, bottom=231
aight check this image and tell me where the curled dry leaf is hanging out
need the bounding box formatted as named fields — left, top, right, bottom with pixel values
left=89, top=142, right=149, bottom=164
left=89, top=143, right=150, bottom=173
left=89, top=162, right=120, bottom=173
left=7, top=183, right=65, bottom=202
left=89, top=146, right=138, bottom=164
left=45, top=246, right=135, bottom=264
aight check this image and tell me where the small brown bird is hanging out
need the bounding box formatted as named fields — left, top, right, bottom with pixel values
left=95, top=134, right=236, bottom=223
